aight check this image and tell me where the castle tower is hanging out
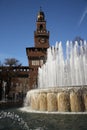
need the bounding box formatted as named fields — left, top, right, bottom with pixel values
left=34, top=8, right=49, bottom=48
left=26, top=8, right=50, bottom=89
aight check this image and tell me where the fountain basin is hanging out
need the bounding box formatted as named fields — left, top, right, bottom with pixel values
left=25, top=86, right=87, bottom=112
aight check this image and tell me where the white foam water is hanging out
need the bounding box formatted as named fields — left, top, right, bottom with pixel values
left=38, top=41, right=87, bottom=88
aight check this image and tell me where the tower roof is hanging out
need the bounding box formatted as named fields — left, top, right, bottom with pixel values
left=37, top=7, right=45, bottom=21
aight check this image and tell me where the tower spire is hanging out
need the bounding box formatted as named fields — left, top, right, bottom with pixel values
left=37, top=7, right=45, bottom=21
left=40, top=6, right=42, bottom=11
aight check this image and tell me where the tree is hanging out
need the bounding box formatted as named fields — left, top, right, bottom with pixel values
left=0, top=61, right=3, bottom=66
left=73, top=36, right=86, bottom=56
left=73, top=36, right=84, bottom=46
left=0, top=58, right=22, bottom=99
left=4, top=58, right=21, bottom=67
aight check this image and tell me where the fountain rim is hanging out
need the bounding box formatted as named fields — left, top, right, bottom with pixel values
left=19, top=107, right=87, bottom=115
left=28, top=85, right=87, bottom=93
left=24, top=85, right=87, bottom=113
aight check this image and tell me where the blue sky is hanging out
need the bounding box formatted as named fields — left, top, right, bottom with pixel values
left=0, top=0, right=87, bottom=66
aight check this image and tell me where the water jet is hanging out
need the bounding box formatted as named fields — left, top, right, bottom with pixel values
left=25, top=41, right=87, bottom=112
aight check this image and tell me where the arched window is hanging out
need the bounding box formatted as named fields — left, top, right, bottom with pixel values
left=40, top=24, right=43, bottom=31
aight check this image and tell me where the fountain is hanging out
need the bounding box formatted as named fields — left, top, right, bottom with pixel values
left=38, top=40, right=87, bottom=87
left=0, top=41, right=87, bottom=130
left=24, top=40, right=87, bottom=112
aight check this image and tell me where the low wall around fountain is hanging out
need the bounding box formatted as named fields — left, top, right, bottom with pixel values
left=27, top=86, right=87, bottom=112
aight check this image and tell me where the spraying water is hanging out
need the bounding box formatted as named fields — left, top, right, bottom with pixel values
left=38, top=41, right=87, bottom=88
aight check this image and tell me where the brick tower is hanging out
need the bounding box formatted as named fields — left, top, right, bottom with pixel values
left=26, top=8, right=50, bottom=89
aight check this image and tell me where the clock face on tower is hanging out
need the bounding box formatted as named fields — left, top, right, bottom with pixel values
left=39, top=38, right=46, bottom=44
